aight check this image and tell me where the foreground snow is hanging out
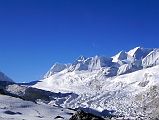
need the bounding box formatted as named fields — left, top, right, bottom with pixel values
left=0, top=95, right=74, bottom=120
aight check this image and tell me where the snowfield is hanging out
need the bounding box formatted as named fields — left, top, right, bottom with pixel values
left=0, top=95, right=75, bottom=120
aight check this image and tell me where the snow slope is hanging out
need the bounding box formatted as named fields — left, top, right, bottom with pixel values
left=33, top=65, right=159, bottom=112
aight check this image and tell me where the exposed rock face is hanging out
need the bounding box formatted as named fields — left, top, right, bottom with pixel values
left=0, top=81, right=14, bottom=95
left=69, top=110, right=107, bottom=120
left=4, top=84, right=78, bottom=105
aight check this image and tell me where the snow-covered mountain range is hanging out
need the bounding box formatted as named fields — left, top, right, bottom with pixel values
left=32, top=47, right=159, bottom=119
left=43, top=47, right=158, bottom=79
left=0, top=47, right=159, bottom=119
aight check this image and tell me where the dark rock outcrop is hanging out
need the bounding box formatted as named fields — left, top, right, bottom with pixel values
left=69, top=110, right=108, bottom=120
left=4, top=84, right=78, bottom=104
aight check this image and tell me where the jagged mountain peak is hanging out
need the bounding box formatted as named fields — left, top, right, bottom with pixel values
left=112, top=50, right=128, bottom=62
left=68, top=55, right=113, bottom=72
left=44, top=63, right=68, bottom=78
left=43, top=47, right=158, bottom=78
left=76, top=55, right=87, bottom=62
left=127, top=46, right=142, bottom=56
left=127, top=46, right=153, bottom=60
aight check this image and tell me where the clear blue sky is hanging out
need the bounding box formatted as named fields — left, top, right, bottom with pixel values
left=0, top=0, right=159, bottom=83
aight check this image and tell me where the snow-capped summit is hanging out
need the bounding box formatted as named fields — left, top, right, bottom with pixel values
left=44, top=63, right=68, bottom=78
left=87, top=55, right=113, bottom=70
left=128, top=46, right=141, bottom=57
left=76, top=55, right=87, bottom=62
left=43, top=47, right=159, bottom=79
left=112, top=51, right=128, bottom=62
left=127, top=46, right=153, bottom=60
left=66, top=55, right=113, bottom=72
left=112, top=47, right=153, bottom=64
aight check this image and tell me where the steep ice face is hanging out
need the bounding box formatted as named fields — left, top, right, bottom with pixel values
left=0, top=71, right=13, bottom=82
left=44, top=63, right=68, bottom=78
left=68, top=56, right=88, bottom=71
left=114, top=47, right=154, bottom=75
left=112, top=47, right=152, bottom=65
left=68, top=55, right=113, bottom=71
left=128, top=47, right=141, bottom=57
left=142, top=49, right=159, bottom=68
left=127, top=47, right=153, bottom=60
left=117, top=64, right=132, bottom=75
left=87, top=56, right=113, bottom=70
left=112, top=51, right=128, bottom=62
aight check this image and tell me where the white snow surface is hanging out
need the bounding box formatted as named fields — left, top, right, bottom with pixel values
left=0, top=95, right=74, bottom=120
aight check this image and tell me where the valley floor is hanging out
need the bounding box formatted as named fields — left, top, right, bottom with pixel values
left=0, top=95, right=74, bottom=120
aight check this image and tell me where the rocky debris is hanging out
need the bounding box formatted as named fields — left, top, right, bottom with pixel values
left=134, top=85, right=159, bottom=120
left=54, top=116, right=64, bottom=119
left=4, top=110, right=22, bottom=115
left=138, top=80, right=149, bottom=87
left=69, top=110, right=108, bottom=120
left=4, top=83, right=78, bottom=105
left=0, top=81, right=14, bottom=95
